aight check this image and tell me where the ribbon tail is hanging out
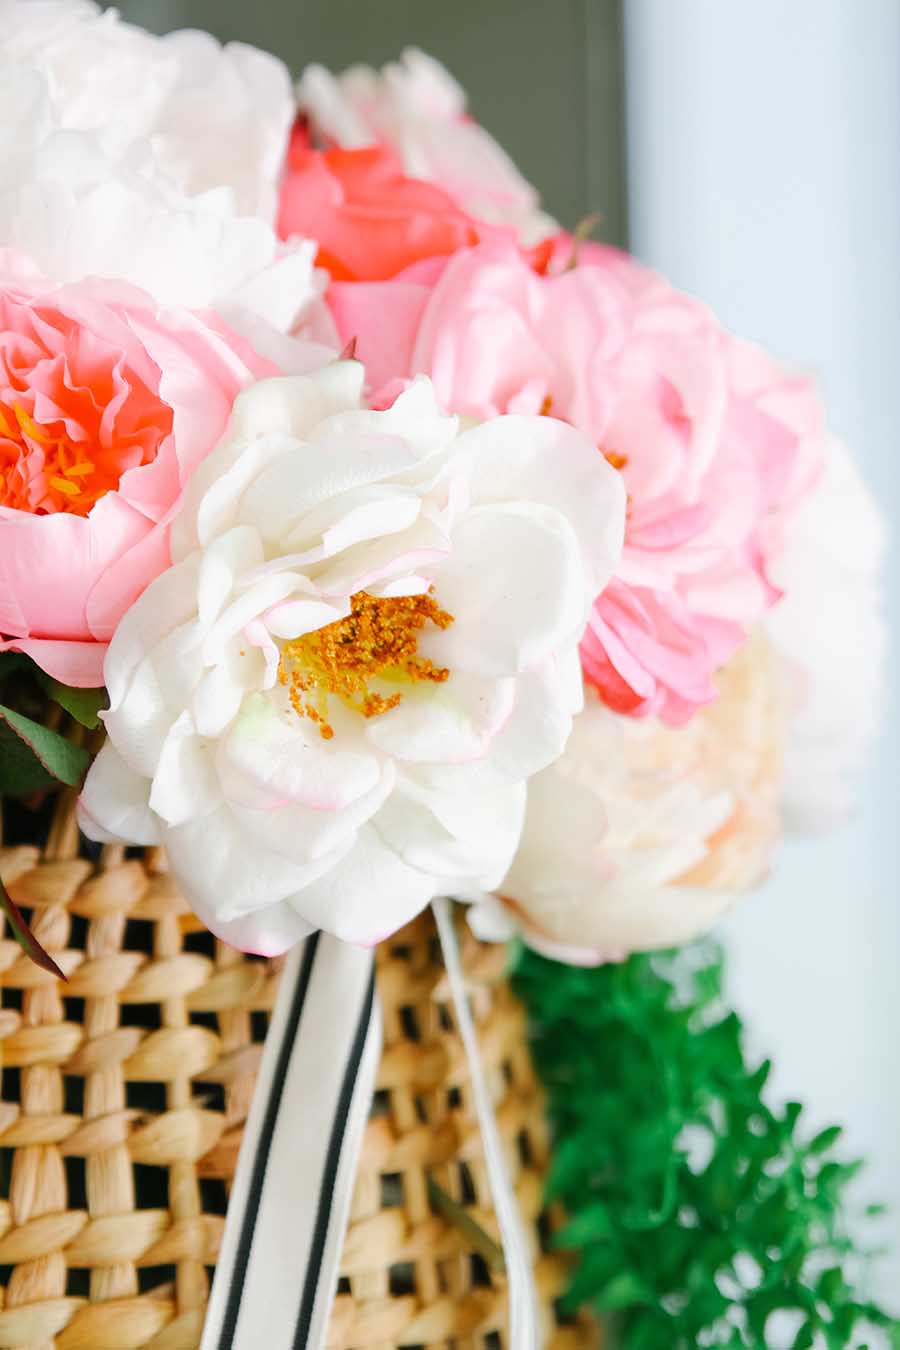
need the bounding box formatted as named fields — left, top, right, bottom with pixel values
left=202, top=931, right=381, bottom=1350
left=432, top=896, right=540, bottom=1350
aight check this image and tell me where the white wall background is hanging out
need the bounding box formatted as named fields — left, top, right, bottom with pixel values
left=624, top=0, right=900, bottom=1300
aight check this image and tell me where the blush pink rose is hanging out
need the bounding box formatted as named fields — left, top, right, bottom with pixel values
left=0, top=249, right=277, bottom=687
left=329, top=241, right=823, bottom=723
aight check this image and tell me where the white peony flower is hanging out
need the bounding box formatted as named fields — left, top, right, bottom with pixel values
left=766, top=438, right=887, bottom=831
left=0, top=0, right=292, bottom=221
left=297, top=47, right=557, bottom=246
left=0, top=4, right=325, bottom=335
left=79, top=363, right=625, bottom=954
left=472, top=637, right=788, bottom=964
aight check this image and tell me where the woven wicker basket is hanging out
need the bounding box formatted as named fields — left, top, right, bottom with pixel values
left=0, top=789, right=598, bottom=1349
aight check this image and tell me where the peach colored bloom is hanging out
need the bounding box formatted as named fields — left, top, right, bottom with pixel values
left=472, top=634, right=789, bottom=963
left=330, top=241, right=823, bottom=723
left=0, top=249, right=280, bottom=686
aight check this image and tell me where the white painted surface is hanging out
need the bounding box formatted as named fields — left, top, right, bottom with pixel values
left=624, top=0, right=900, bottom=1297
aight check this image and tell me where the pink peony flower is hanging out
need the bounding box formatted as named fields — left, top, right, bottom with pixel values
left=329, top=241, right=823, bottom=723
left=0, top=248, right=279, bottom=686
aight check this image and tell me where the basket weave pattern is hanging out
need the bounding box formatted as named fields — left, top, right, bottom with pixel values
left=0, top=792, right=596, bottom=1349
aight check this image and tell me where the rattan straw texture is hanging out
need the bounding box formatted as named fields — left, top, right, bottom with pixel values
left=0, top=791, right=598, bottom=1349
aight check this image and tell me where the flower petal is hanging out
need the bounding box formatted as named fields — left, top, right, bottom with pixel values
left=78, top=742, right=161, bottom=846
left=221, top=692, right=382, bottom=811
left=424, top=503, right=587, bottom=676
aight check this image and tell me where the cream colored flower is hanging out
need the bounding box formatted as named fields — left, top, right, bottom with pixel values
left=766, top=438, right=887, bottom=830
left=472, top=635, right=788, bottom=963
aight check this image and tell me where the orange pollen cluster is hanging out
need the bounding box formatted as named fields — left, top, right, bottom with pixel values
left=604, top=449, right=628, bottom=471
left=0, top=402, right=102, bottom=516
left=278, top=589, right=455, bottom=740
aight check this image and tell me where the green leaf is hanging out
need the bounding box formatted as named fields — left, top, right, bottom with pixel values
left=425, top=1175, right=505, bottom=1272
left=595, top=1272, right=653, bottom=1311
left=0, top=652, right=29, bottom=676
left=809, top=1125, right=843, bottom=1155
left=0, top=875, right=66, bottom=978
left=512, top=942, right=900, bottom=1345
left=556, top=1203, right=617, bottom=1247
left=36, top=675, right=107, bottom=730
left=0, top=702, right=90, bottom=793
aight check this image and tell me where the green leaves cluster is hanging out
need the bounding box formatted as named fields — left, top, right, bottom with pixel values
left=513, top=944, right=900, bottom=1349
left=0, top=652, right=104, bottom=796
left=0, top=651, right=107, bottom=973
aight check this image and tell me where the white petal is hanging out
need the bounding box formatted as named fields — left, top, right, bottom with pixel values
left=222, top=693, right=382, bottom=810
left=228, top=364, right=365, bottom=442
left=455, top=414, right=626, bottom=597
left=376, top=776, right=525, bottom=889
left=491, top=658, right=581, bottom=780
left=239, top=442, right=424, bottom=548
left=366, top=673, right=515, bottom=764
left=227, top=757, right=394, bottom=867
left=175, top=431, right=298, bottom=558
left=264, top=597, right=350, bottom=640
left=283, top=824, right=437, bottom=944
left=149, top=713, right=219, bottom=827
left=309, top=374, right=458, bottom=460
left=104, top=619, right=205, bottom=778
left=78, top=743, right=161, bottom=846
left=201, top=571, right=299, bottom=664
left=203, top=900, right=315, bottom=957
left=104, top=556, right=200, bottom=709
left=311, top=517, right=451, bottom=596
left=466, top=895, right=518, bottom=945
left=196, top=525, right=264, bottom=628
left=424, top=504, right=587, bottom=677
left=192, top=642, right=264, bottom=738
left=165, top=806, right=354, bottom=925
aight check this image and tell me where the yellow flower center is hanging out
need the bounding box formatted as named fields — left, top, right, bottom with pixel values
left=604, top=448, right=628, bottom=471
left=278, top=590, right=454, bottom=740
left=0, top=402, right=107, bottom=516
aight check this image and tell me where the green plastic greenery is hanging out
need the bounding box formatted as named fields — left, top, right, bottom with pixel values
left=513, top=942, right=900, bottom=1350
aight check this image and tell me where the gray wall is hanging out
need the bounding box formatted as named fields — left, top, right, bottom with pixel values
left=104, top=0, right=626, bottom=244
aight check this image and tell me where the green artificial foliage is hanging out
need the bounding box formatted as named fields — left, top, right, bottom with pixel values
left=513, top=943, right=900, bottom=1350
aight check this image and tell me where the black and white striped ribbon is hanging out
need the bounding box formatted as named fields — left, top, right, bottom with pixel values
left=202, top=904, right=538, bottom=1349
left=201, top=931, right=381, bottom=1350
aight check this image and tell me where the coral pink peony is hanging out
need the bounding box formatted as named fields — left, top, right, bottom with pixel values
left=277, top=131, right=491, bottom=281
left=0, top=249, right=279, bottom=686
left=296, top=49, right=557, bottom=246
left=277, top=127, right=554, bottom=284
left=329, top=241, right=823, bottom=723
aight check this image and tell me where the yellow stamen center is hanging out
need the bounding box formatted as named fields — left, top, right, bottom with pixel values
left=278, top=590, right=454, bottom=740
left=604, top=449, right=628, bottom=471
left=0, top=401, right=103, bottom=515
